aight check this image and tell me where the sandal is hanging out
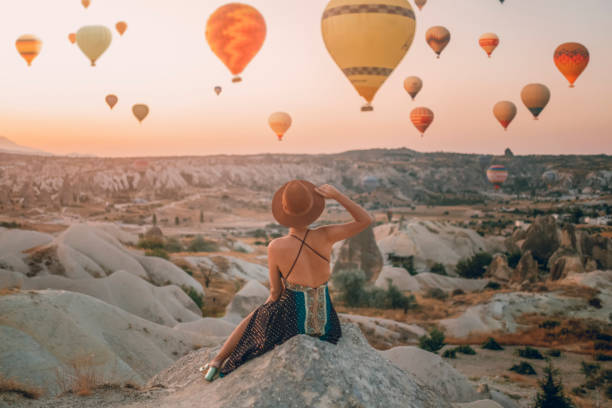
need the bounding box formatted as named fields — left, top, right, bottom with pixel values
left=199, top=362, right=220, bottom=382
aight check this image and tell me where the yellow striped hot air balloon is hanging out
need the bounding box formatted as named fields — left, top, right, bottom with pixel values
left=268, top=112, right=292, bottom=141
left=16, top=35, right=42, bottom=66
left=553, top=42, right=589, bottom=88
left=479, top=33, right=499, bottom=58
left=410, top=107, right=434, bottom=136
left=426, top=26, right=450, bottom=58
left=493, top=101, right=517, bottom=131
left=321, top=0, right=417, bottom=112
left=206, top=3, right=266, bottom=83
left=486, top=165, right=508, bottom=190
left=403, top=76, right=422, bottom=100
left=521, top=83, right=550, bottom=120
left=76, top=25, right=112, bottom=66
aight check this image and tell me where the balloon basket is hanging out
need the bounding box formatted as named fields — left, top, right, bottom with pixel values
left=361, top=105, right=373, bottom=112
left=277, top=135, right=283, bottom=141
left=232, top=76, right=242, bottom=83
left=436, top=55, right=440, bottom=59
left=569, top=84, right=575, bottom=88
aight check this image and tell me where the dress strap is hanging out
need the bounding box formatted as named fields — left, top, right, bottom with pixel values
left=285, top=230, right=309, bottom=281
left=290, top=234, right=330, bottom=263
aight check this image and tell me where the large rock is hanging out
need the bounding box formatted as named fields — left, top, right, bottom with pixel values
left=222, top=280, right=269, bottom=324
left=339, top=313, right=426, bottom=347
left=332, top=224, right=383, bottom=282
left=146, top=322, right=452, bottom=408
left=374, top=268, right=488, bottom=293
left=185, top=255, right=268, bottom=283
left=511, top=251, right=539, bottom=284
left=0, top=290, right=219, bottom=397
left=547, top=247, right=584, bottom=281
left=0, top=227, right=53, bottom=274
left=579, top=233, right=612, bottom=270
left=379, top=346, right=480, bottom=403
left=521, top=215, right=560, bottom=264
left=486, top=254, right=512, bottom=283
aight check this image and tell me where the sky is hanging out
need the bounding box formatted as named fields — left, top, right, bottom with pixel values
left=0, top=0, right=610, bottom=157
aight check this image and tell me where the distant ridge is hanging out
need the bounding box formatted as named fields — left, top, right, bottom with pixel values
left=0, top=136, right=53, bottom=156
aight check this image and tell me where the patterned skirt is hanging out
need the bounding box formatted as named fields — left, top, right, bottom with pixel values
left=218, top=281, right=342, bottom=377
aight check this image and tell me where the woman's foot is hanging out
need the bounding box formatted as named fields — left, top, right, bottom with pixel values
left=199, top=359, right=221, bottom=382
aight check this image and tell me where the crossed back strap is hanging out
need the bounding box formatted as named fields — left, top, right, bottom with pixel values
left=284, top=230, right=331, bottom=283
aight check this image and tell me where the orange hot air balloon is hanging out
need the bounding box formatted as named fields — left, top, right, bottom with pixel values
left=410, top=107, right=434, bottom=136
left=68, top=33, right=77, bottom=44
left=521, top=83, right=550, bottom=120
left=415, top=0, right=427, bottom=10
left=16, top=35, right=42, bottom=66
left=479, top=33, right=499, bottom=58
left=403, top=76, right=422, bottom=100
left=116, top=21, right=127, bottom=36
left=426, top=26, right=450, bottom=58
left=105, top=94, right=118, bottom=110
left=268, top=112, right=292, bottom=141
left=553, top=42, right=589, bottom=88
left=205, top=3, right=266, bottom=83
left=493, top=101, right=517, bottom=131
left=132, top=104, right=149, bottom=123
left=82, top=0, right=90, bottom=8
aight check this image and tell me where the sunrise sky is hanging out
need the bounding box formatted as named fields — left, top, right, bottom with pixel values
left=0, top=0, right=610, bottom=157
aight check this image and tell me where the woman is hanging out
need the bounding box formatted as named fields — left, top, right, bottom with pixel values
left=200, top=180, right=373, bottom=381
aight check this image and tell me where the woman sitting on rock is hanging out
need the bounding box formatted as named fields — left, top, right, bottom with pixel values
left=201, top=180, right=373, bottom=381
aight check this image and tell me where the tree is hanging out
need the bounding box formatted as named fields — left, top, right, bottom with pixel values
left=418, top=328, right=445, bottom=354
left=456, top=252, right=493, bottom=279
left=534, top=361, right=576, bottom=408
left=580, top=361, right=606, bottom=408
left=175, top=216, right=179, bottom=226
left=152, top=213, right=157, bottom=226
left=199, top=209, right=204, bottom=223
left=386, top=210, right=393, bottom=223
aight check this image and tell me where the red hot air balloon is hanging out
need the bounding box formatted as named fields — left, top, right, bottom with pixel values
left=479, top=33, right=499, bottom=58
left=410, top=107, right=434, bottom=136
left=553, top=42, right=589, bottom=88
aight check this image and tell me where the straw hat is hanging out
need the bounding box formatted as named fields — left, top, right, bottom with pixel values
left=272, top=180, right=325, bottom=228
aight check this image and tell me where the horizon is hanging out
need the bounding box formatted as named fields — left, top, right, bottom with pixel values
left=1, top=0, right=611, bottom=157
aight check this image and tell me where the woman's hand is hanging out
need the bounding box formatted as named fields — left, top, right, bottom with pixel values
left=315, top=184, right=342, bottom=200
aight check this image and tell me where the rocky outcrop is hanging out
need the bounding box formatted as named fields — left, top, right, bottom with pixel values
left=511, top=251, right=539, bottom=284
left=486, top=254, right=512, bottom=283
left=547, top=247, right=584, bottom=281
left=222, top=280, right=269, bottom=324
left=332, top=224, right=383, bottom=282
left=374, top=268, right=488, bottom=293
left=521, top=216, right=560, bottom=264
left=146, top=322, right=452, bottom=408
left=580, top=233, right=612, bottom=270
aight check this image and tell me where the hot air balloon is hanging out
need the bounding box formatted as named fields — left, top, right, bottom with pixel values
left=479, top=33, right=499, bottom=58
left=132, top=104, right=149, bottom=123
left=410, top=107, right=434, bottom=136
left=426, top=26, right=450, bottom=59
left=542, top=170, right=557, bottom=186
left=321, top=0, right=416, bottom=112
left=268, top=112, right=292, bottom=141
left=493, top=101, right=517, bottom=131
left=206, top=3, right=266, bottom=83
left=521, top=83, right=550, bottom=120
left=68, top=33, right=77, bottom=44
left=362, top=175, right=379, bottom=192
left=16, top=35, right=42, bottom=66
left=415, top=0, right=427, bottom=10
left=76, top=25, right=112, bottom=66
left=486, top=165, right=508, bottom=190
left=82, top=0, right=90, bottom=8
left=498, top=0, right=504, bottom=3
left=553, top=42, right=589, bottom=88
left=115, top=21, right=127, bottom=36
left=214, top=86, right=222, bottom=96
left=105, top=94, right=118, bottom=110
left=404, top=76, right=422, bottom=100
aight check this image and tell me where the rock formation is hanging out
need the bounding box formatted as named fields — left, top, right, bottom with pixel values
left=486, top=254, right=512, bottom=283
left=374, top=268, right=488, bottom=293
left=511, top=251, right=539, bottom=284
left=332, top=224, right=383, bottom=282
left=521, top=215, right=561, bottom=265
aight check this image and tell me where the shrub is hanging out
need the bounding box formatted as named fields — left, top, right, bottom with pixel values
left=455, top=345, right=476, bottom=355
left=517, top=346, right=544, bottom=360
left=388, top=253, right=416, bottom=275
left=507, top=251, right=522, bottom=269
left=145, top=248, right=169, bottom=260
left=442, top=349, right=456, bottom=359
left=594, top=353, right=612, bottom=362
left=418, top=328, right=445, bottom=354
left=187, top=236, right=219, bottom=252
left=452, top=288, right=465, bottom=296
left=430, top=263, right=447, bottom=276
left=533, top=361, right=576, bottom=408
left=594, top=341, right=612, bottom=351
left=482, top=337, right=504, bottom=351
left=548, top=349, right=562, bottom=358
left=382, top=279, right=417, bottom=312
left=138, top=238, right=164, bottom=250
left=588, top=297, right=603, bottom=309
left=424, top=287, right=448, bottom=300
left=182, top=286, right=203, bottom=310
left=456, top=252, right=493, bottom=279
left=539, top=320, right=560, bottom=330
left=250, top=229, right=268, bottom=238
left=510, top=361, right=536, bottom=375
left=484, top=281, right=501, bottom=290
left=0, top=221, right=21, bottom=229
left=164, top=237, right=183, bottom=253
left=331, top=269, right=367, bottom=308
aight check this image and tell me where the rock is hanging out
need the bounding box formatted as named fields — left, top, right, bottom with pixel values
left=454, top=401, right=503, bottom=408
left=521, top=215, right=560, bottom=264
left=580, top=233, right=612, bottom=270
left=185, top=255, right=268, bottom=283
left=339, top=313, right=426, bottom=347
left=379, top=346, right=480, bottom=402
left=486, top=254, right=512, bottom=283
left=222, top=280, right=269, bottom=324
left=374, top=268, right=488, bottom=293
left=232, top=241, right=254, bottom=254
left=174, top=318, right=236, bottom=338
left=144, top=226, right=164, bottom=240
left=146, top=322, right=452, bottom=408
left=0, top=290, right=219, bottom=397
left=584, top=257, right=598, bottom=272
left=332, top=224, right=383, bottom=282
left=511, top=251, right=539, bottom=284
left=137, top=256, right=204, bottom=295
left=0, top=227, right=53, bottom=273
left=547, top=248, right=584, bottom=281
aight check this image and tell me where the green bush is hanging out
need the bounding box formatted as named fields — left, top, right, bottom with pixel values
left=382, top=278, right=417, bottom=312
left=430, top=263, right=447, bottom=276
left=456, top=252, right=493, bottom=279
left=138, top=238, right=164, bottom=250
left=332, top=269, right=367, bottom=308
left=539, top=320, right=560, bottom=330
left=482, top=337, right=504, bottom=351
left=594, top=353, right=612, bottom=362
left=165, top=237, right=183, bottom=253
left=484, top=281, right=501, bottom=290
left=534, top=361, right=575, bottom=408
left=442, top=348, right=456, bottom=359
left=548, top=349, right=562, bottom=358
left=452, top=288, right=465, bottom=296
left=187, top=236, right=219, bottom=252
left=388, top=253, right=416, bottom=275
left=588, top=297, right=603, bottom=309
left=506, top=251, right=522, bottom=269
left=510, top=361, right=536, bottom=375
left=182, top=285, right=203, bottom=310
left=0, top=221, right=21, bottom=229
left=595, top=341, right=612, bottom=351
left=517, top=346, right=544, bottom=360
left=145, top=248, right=169, bottom=260
left=455, top=345, right=476, bottom=355
left=424, top=287, right=448, bottom=300
left=418, top=328, right=446, bottom=354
